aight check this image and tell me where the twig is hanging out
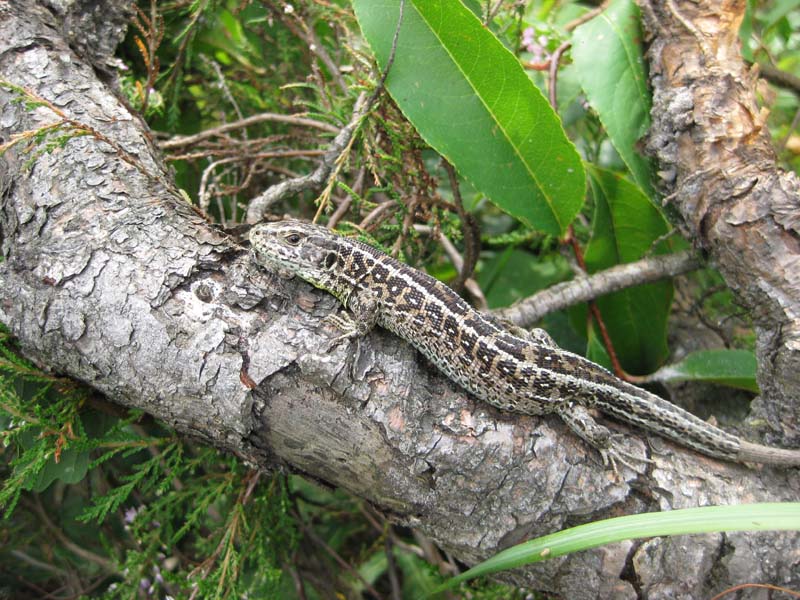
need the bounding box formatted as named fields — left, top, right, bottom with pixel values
left=359, top=199, right=399, bottom=230
left=327, top=167, right=364, bottom=228
left=159, top=113, right=339, bottom=150
left=413, top=224, right=489, bottom=310
left=202, top=55, right=245, bottom=123
left=441, top=159, right=480, bottom=290
left=778, top=105, right=800, bottom=152
left=10, top=550, right=70, bottom=578
left=292, top=510, right=383, bottom=600
left=132, top=1, right=164, bottom=115
left=385, top=536, right=401, bottom=600
left=562, top=229, right=627, bottom=377
left=548, top=41, right=571, bottom=110
left=756, top=62, right=800, bottom=96
left=709, top=582, right=800, bottom=600
left=29, top=496, right=118, bottom=573
left=246, top=0, right=407, bottom=223
left=197, top=151, right=324, bottom=213
left=563, top=1, right=611, bottom=32
left=391, top=195, right=418, bottom=256
left=286, top=563, right=309, bottom=600
left=245, top=94, right=371, bottom=223
left=269, top=3, right=349, bottom=95
left=484, top=0, right=504, bottom=24
left=495, top=249, right=701, bottom=327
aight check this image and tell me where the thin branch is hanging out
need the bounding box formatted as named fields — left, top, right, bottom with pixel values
left=202, top=55, right=245, bottom=123
left=245, top=92, right=370, bottom=223
left=196, top=150, right=324, bottom=212
left=159, top=113, right=339, bottom=150
left=484, top=0, right=504, bottom=24
left=495, top=249, right=702, bottom=327
left=563, top=1, right=611, bottom=32
left=292, top=510, right=383, bottom=600
left=441, top=159, right=480, bottom=290
left=778, top=105, right=800, bottom=152
left=246, top=0, right=407, bottom=223
left=413, top=224, right=488, bottom=310
left=10, top=550, right=70, bottom=578
left=269, top=3, right=349, bottom=95
left=564, top=228, right=627, bottom=377
left=359, top=198, right=398, bottom=230
left=29, top=495, right=118, bottom=574
left=548, top=41, right=571, bottom=110
left=327, top=167, right=365, bottom=228
left=755, top=62, right=800, bottom=96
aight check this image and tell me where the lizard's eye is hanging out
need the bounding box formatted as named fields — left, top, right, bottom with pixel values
left=284, top=233, right=302, bottom=245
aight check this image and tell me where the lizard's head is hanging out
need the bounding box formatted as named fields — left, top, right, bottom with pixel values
left=249, top=220, right=339, bottom=286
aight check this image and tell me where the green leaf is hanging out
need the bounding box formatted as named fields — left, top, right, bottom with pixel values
left=584, top=166, right=672, bottom=373
left=478, top=248, right=571, bottom=309
left=572, top=0, right=654, bottom=197
left=761, top=0, right=800, bottom=32
left=28, top=446, right=90, bottom=492
left=648, top=349, right=759, bottom=393
left=353, top=0, right=586, bottom=236
left=433, top=503, right=800, bottom=592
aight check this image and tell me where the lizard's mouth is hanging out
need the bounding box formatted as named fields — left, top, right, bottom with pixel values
left=251, top=245, right=297, bottom=279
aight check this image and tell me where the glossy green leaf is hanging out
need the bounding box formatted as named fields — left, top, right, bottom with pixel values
left=584, top=166, right=671, bottom=373
left=648, top=349, right=759, bottom=393
left=433, top=503, right=800, bottom=592
left=353, top=0, right=585, bottom=235
left=572, top=0, right=654, bottom=197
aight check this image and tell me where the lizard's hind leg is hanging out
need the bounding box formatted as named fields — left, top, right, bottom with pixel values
left=557, top=404, right=651, bottom=473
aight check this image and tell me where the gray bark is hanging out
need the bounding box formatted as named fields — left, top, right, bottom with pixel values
left=641, top=0, right=800, bottom=446
left=0, top=1, right=798, bottom=598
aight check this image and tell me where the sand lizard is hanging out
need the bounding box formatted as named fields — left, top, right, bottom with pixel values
left=249, top=219, right=800, bottom=467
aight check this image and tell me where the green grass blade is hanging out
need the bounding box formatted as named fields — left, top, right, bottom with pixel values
left=432, top=503, right=800, bottom=593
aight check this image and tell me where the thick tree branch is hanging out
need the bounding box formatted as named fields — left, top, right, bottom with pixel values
left=640, top=0, right=800, bottom=445
left=1, top=2, right=799, bottom=598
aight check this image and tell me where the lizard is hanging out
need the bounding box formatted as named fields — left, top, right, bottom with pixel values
left=249, top=219, right=800, bottom=467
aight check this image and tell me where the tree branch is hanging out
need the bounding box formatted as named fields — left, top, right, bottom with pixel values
left=1, top=2, right=799, bottom=598
left=496, top=250, right=702, bottom=327
left=640, top=0, right=800, bottom=445
left=245, top=92, right=369, bottom=223
left=158, top=112, right=340, bottom=150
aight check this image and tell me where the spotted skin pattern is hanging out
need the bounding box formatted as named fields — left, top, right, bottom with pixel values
left=250, top=220, right=800, bottom=467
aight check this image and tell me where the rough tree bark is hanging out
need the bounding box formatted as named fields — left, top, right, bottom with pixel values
left=0, top=1, right=798, bottom=599
left=641, top=0, right=800, bottom=444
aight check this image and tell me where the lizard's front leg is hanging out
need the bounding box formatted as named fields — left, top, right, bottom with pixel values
left=324, top=288, right=381, bottom=347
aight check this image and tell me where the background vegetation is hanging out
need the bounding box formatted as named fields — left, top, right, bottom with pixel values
left=1, top=0, right=799, bottom=597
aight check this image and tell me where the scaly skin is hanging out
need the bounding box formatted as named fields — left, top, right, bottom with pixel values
left=250, top=219, right=800, bottom=467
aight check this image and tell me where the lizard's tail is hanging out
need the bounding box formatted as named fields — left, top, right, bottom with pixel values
left=737, top=440, right=800, bottom=466
left=586, top=373, right=800, bottom=466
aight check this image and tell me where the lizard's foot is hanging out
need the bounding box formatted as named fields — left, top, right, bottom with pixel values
left=599, top=436, right=653, bottom=474
left=558, top=405, right=650, bottom=475
left=322, top=312, right=364, bottom=350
